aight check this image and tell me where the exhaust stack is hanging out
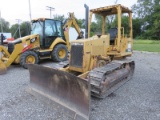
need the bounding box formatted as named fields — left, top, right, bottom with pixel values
left=84, top=4, right=89, bottom=38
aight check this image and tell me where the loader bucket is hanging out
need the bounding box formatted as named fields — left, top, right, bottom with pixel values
left=0, top=60, right=7, bottom=75
left=27, top=64, right=90, bottom=120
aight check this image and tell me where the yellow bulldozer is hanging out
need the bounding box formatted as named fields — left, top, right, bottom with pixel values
left=28, top=4, right=135, bottom=120
left=0, top=13, right=83, bottom=75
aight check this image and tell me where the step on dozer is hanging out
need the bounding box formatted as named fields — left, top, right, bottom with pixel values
left=27, top=4, right=135, bottom=120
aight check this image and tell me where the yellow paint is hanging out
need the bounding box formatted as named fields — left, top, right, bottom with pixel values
left=58, top=48, right=66, bottom=59
left=0, top=13, right=82, bottom=70
left=64, top=4, right=133, bottom=74
left=49, top=38, right=66, bottom=49
left=26, top=55, right=36, bottom=63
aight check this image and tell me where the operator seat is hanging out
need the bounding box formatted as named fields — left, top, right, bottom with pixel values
left=108, top=28, right=118, bottom=44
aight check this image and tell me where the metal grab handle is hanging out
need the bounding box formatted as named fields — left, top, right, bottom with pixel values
left=121, top=27, right=124, bottom=37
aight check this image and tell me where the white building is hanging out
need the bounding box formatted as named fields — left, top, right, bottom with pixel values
left=0, top=33, right=12, bottom=39
left=69, top=27, right=85, bottom=41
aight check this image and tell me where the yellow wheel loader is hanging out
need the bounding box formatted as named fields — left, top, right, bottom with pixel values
left=0, top=13, right=83, bottom=74
left=28, top=4, right=135, bottom=120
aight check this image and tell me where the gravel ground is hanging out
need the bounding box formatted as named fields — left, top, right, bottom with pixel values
left=0, top=51, right=160, bottom=120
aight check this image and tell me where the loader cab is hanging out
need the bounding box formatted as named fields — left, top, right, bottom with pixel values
left=31, top=19, right=65, bottom=49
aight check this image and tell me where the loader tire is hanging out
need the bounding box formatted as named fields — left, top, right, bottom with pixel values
left=51, top=44, right=68, bottom=62
left=20, top=51, right=39, bottom=69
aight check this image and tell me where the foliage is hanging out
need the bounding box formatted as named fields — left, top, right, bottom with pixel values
left=132, top=18, right=142, bottom=38
left=75, top=18, right=85, bottom=29
left=111, top=15, right=130, bottom=35
left=0, top=18, right=10, bottom=32
left=10, top=21, right=31, bottom=39
left=10, top=24, right=19, bottom=38
left=53, top=14, right=65, bottom=21
left=133, top=40, right=160, bottom=52
left=132, top=0, right=160, bottom=40
left=20, top=22, right=31, bottom=37
left=53, top=14, right=85, bottom=29
left=90, top=14, right=102, bottom=36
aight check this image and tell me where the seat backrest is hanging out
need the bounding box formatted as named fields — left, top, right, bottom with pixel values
left=108, top=28, right=118, bottom=41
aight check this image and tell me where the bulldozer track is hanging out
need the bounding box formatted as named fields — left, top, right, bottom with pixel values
left=89, top=60, right=135, bottom=98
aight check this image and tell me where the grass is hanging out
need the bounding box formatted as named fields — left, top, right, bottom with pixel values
left=133, top=40, right=160, bottom=52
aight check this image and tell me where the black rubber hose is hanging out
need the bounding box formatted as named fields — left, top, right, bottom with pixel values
left=1, top=34, right=4, bottom=45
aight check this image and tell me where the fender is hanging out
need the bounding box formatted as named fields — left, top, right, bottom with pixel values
left=49, top=37, right=66, bottom=49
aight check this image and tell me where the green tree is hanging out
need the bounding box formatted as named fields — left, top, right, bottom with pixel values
left=132, top=0, right=160, bottom=39
left=132, top=18, right=142, bottom=38
left=149, top=0, right=160, bottom=39
left=20, top=21, right=31, bottom=37
left=90, top=21, right=99, bottom=36
left=10, top=21, right=31, bottom=39
left=0, top=18, right=10, bottom=32
left=89, top=14, right=103, bottom=36
left=53, top=14, right=65, bottom=21
left=53, top=14, right=85, bottom=29
left=10, top=24, right=19, bottom=38
left=75, top=18, right=85, bottom=29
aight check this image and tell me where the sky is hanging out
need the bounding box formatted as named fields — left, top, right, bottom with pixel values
left=0, top=0, right=137, bottom=25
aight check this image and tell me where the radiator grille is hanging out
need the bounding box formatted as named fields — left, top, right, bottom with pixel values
left=70, top=44, right=83, bottom=68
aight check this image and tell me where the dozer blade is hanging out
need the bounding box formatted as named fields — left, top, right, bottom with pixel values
left=27, top=64, right=90, bottom=120
left=0, top=60, right=7, bottom=75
